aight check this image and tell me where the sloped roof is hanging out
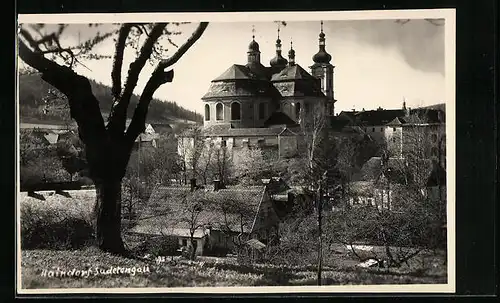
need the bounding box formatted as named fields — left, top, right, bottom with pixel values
left=354, top=156, right=407, bottom=183
left=264, top=112, right=298, bottom=127
left=402, top=109, right=445, bottom=124
left=150, top=123, right=172, bottom=133
left=271, top=64, right=317, bottom=82
left=353, top=110, right=406, bottom=126
left=342, top=108, right=445, bottom=127
left=213, top=64, right=266, bottom=81
left=278, top=127, right=297, bottom=137
left=132, top=185, right=266, bottom=236
left=201, top=124, right=297, bottom=137
left=202, top=80, right=280, bottom=99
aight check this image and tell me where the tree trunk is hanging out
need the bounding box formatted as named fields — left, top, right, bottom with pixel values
left=94, top=180, right=125, bottom=254
left=317, top=183, right=323, bottom=286
left=190, top=237, right=197, bottom=260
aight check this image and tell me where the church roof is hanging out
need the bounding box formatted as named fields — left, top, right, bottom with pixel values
left=269, top=64, right=325, bottom=98
left=271, top=64, right=317, bottom=82
left=201, top=124, right=301, bottom=137
left=273, top=81, right=325, bottom=98
left=213, top=64, right=266, bottom=81
left=264, top=112, right=298, bottom=127
left=202, top=80, right=279, bottom=99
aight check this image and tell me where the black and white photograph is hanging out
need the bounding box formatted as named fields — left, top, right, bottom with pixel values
left=16, top=9, right=455, bottom=293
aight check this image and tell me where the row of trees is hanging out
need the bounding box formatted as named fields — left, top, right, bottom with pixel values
left=294, top=105, right=446, bottom=283
left=19, top=70, right=203, bottom=124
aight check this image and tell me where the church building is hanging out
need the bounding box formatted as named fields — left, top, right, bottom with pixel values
left=180, top=22, right=336, bottom=159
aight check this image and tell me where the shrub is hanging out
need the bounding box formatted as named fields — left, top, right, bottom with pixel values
left=133, top=235, right=180, bottom=257
left=21, top=201, right=94, bottom=250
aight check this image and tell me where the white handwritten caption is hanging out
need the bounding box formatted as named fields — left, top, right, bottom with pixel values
left=40, top=266, right=151, bottom=278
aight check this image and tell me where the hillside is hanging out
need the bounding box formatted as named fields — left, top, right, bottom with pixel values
left=18, top=73, right=203, bottom=125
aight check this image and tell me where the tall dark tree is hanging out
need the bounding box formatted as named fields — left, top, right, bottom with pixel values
left=18, top=22, right=209, bottom=254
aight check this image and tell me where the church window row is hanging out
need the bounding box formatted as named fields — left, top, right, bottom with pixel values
left=205, top=102, right=242, bottom=121
left=205, top=102, right=274, bottom=121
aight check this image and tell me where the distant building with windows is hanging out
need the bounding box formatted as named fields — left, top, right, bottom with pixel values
left=329, top=103, right=446, bottom=163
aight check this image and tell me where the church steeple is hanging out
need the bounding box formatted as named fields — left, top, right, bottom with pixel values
left=269, top=23, right=288, bottom=69
left=310, top=21, right=336, bottom=116
left=247, top=25, right=261, bottom=64
left=312, top=21, right=332, bottom=64
left=288, top=40, right=295, bottom=66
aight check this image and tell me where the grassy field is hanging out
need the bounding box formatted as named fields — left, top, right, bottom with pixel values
left=20, top=247, right=447, bottom=289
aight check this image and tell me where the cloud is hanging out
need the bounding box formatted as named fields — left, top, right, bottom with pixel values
left=324, top=19, right=445, bottom=75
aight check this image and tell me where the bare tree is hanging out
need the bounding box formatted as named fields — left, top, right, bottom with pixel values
left=17, top=22, right=209, bottom=254
left=175, top=191, right=213, bottom=260
left=177, top=126, right=205, bottom=184
left=199, top=139, right=215, bottom=185
left=212, top=143, right=232, bottom=185
left=300, top=105, right=329, bottom=285
left=330, top=111, right=446, bottom=267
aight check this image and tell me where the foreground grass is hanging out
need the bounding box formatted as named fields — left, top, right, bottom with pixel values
left=20, top=247, right=447, bottom=289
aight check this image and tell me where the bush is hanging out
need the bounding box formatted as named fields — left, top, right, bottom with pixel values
left=203, top=245, right=231, bottom=257
left=21, top=202, right=94, bottom=250
left=133, top=235, right=180, bottom=257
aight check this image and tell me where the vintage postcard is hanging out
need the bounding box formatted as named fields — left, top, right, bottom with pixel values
left=16, top=9, right=456, bottom=295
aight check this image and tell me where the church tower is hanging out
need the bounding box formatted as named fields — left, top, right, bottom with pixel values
left=310, top=21, right=336, bottom=116
left=247, top=25, right=261, bottom=64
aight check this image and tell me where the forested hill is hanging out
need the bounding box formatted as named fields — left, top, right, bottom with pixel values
left=18, top=72, right=203, bottom=124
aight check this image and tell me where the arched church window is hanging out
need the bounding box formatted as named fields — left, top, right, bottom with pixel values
left=216, top=103, right=223, bottom=121
left=258, top=103, right=266, bottom=120
left=204, top=104, right=210, bottom=121
left=295, top=102, right=301, bottom=119
left=231, top=102, right=241, bottom=120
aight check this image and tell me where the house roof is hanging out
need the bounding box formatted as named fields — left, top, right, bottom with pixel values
left=349, top=181, right=375, bottom=197
left=353, top=109, right=406, bottom=126
left=150, top=123, right=173, bottom=133
left=355, top=156, right=445, bottom=186
left=131, top=185, right=267, bottom=236
left=341, top=108, right=445, bottom=127
left=354, top=156, right=407, bottom=183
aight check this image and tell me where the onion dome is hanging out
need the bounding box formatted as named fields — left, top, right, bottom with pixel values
left=248, top=39, right=260, bottom=52
left=312, top=21, right=332, bottom=64
left=248, top=25, right=260, bottom=52
left=269, top=27, right=288, bottom=68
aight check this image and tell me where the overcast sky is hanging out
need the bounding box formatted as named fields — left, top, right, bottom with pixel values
left=20, top=18, right=446, bottom=114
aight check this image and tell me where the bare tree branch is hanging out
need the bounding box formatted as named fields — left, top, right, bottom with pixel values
left=111, top=24, right=133, bottom=100
left=107, top=23, right=167, bottom=136
left=126, top=22, right=209, bottom=141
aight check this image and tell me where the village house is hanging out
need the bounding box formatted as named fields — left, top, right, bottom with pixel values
left=331, top=103, right=446, bottom=161
left=130, top=178, right=288, bottom=256
left=347, top=155, right=446, bottom=212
